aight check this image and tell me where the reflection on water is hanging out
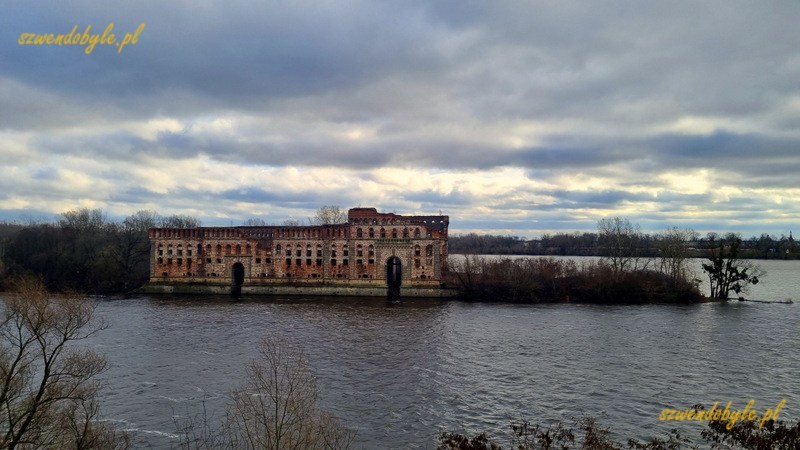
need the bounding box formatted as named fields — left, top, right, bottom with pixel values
left=84, top=258, right=799, bottom=448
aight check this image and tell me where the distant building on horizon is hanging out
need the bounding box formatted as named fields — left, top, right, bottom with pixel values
left=147, top=207, right=450, bottom=295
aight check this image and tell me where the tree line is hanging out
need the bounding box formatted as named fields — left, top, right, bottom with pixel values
left=0, top=205, right=350, bottom=294
left=450, top=229, right=800, bottom=259
left=0, top=209, right=202, bottom=293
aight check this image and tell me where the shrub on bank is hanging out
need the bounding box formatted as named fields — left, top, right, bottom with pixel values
left=449, top=256, right=703, bottom=304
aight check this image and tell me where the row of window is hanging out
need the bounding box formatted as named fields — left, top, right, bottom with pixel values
left=159, top=272, right=432, bottom=281
left=158, top=246, right=435, bottom=267
left=159, top=271, right=431, bottom=279
left=157, top=243, right=253, bottom=256
left=157, top=240, right=438, bottom=259
left=273, top=228, right=345, bottom=239
left=158, top=257, right=436, bottom=272
left=246, top=225, right=437, bottom=239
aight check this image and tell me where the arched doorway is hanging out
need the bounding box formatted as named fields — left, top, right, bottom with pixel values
left=386, top=256, right=402, bottom=288
left=231, top=262, right=245, bottom=297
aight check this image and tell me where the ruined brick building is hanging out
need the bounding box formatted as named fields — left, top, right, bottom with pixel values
left=148, top=208, right=449, bottom=293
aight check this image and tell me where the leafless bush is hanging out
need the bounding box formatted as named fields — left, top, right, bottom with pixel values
left=450, top=255, right=701, bottom=303
left=176, top=337, right=355, bottom=450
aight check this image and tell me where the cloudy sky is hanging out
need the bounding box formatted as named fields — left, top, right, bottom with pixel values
left=2, top=1, right=799, bottom=237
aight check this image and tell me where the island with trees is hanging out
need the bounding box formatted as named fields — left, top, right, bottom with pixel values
left=0, top=207, right=768, bottom=303
left=447, top=218, right=765, bottom=304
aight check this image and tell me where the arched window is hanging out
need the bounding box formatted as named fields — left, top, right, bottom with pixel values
left=331, top=244, right=337, bottom=258
left=368, top=245, right=374, bottom=256
left=391, top=229, right=398, bottom=239
left=368, top=228, right=375, bottom=238
left=380, top=228, right=386, bottom=238
left=357, top=228, right=363, bottom=238
left=206, top=244, right=211, bottom=254
left=276, top=244, right=282, bottom=254
left=216, top=244, right=222, bottom=254
left=426, top=245, right=433, bottom=257
left=343, top=245, right=349, bottom=256
left=316, top=244, right=322, bottom=257
left=245, top=244, right=251, bottom=254
left=414, top=245, right=421, bottom=256
left=306, top=245, right=312, bottom=257
left=236, top=244, right=241, bottom=254
left=167, top=244, right=173, bottom=255
left=286, top=245, right=292, bottom=257
left=356, top=245, right=363, bottom=257
left=414, top=228, right=421, bottom=238
left=225, top=244, right=232, bottom=255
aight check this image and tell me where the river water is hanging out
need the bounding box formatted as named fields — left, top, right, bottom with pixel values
left=77, top=258, right=800, bottom=447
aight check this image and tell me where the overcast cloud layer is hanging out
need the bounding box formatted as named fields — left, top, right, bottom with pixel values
left=2, top=1, right=800, bottom=236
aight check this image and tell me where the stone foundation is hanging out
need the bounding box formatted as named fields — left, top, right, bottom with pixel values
left=138, top=282, right=459, bottom=298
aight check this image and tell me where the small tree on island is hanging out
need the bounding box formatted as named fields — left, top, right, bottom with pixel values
left=702, top=236, right=763, bottom=299
left=597, top=217, right=646, bottom=279
left=657, top=226, right=699, bottom=289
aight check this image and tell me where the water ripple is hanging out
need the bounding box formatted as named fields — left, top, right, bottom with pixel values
left=80, top=265, right=800, bottom=448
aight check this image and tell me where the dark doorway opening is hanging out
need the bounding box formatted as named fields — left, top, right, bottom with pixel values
left=231, top=262, right=245, bottom=297
left=386, top=256, right=402, bottom=301
left=386, top=256, right=402, bottom=287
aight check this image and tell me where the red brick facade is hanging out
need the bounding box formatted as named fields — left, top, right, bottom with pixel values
left=148, top=208, right=448, bottom=288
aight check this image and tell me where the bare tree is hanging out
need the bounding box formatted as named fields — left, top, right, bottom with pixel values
left=107, top=211, right=159, bottom=292
left=0, top=277, right=125, bottom=449
left=225, top=338, right=354, bottom=449
left=450, top=255, right=487, bottom=298
left=159, top=214, right=201, bottom=228
left=311, top=206, right=347, bottom=225
left=657, top=226, right=699, bottom=288
left=124, top=210, right=159, bottom=231
left=243, top=218, right=270, bottom=226
left=176, top=338, right=354, bottom=449
left=59, top=208, right=106, bottom=232
left=597, top=217, right=645, bottom=278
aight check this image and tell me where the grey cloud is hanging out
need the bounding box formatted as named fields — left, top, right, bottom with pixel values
left=401, top=189, right=474, bottom=207
left=4, top=1, right=800, bottom=235
left=649, top=131, right=800, bottom=186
